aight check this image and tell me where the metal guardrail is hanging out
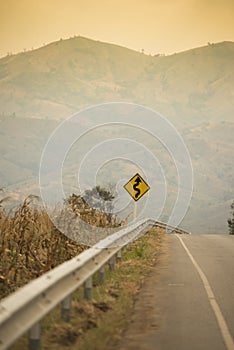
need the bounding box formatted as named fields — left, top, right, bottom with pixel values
left=0, top=219, right=189, bottom=350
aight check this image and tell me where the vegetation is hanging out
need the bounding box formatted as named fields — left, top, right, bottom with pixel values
left=0, top=185, right=164, bottom=349
left=227, top=201, right=234, bottom=235
left=68, top=185, right=118, bottom=227
left=0, top=187, right=122, bottom=299
left=0, top=196, right=84, bottom=299
left=0, top=39, right=234, bottom=234
left=11, top=228, right=164, bottom=350
left=0, top=38, right=233, bottom=121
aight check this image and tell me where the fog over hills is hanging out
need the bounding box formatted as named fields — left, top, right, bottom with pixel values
left=0, top=37, right=233, bottom=233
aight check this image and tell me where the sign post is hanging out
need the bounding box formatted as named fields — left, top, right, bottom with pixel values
left=133, top=201, right=137, bottom=222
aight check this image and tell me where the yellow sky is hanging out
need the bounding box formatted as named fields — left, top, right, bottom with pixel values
left=0, top=0, right=234, bottom=57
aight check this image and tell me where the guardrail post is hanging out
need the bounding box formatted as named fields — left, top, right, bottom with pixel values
left=109, top=256, right=115, bottom=271
left=28, top=321, right=41, bottom=350
left=61, top=294, right=72, bottom=322
left=84, top=277, right=92, bottom=300
left=99, top=264, right=106, bottom=283
left=117, top=249, right=122, bottom=262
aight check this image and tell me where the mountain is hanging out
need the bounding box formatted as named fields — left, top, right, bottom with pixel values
left=0, top=37, right=233, bottom=124
left=0, top=37, right=233, bottom=233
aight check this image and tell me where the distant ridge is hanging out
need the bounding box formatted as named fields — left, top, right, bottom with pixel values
left=0, top=37, right=234, bottom=234
left=0, top=37, right=233, bottom=124
left=2, top=36, right=234, bottom=58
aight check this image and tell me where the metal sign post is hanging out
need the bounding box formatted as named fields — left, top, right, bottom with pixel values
left=133, top=201, right=137, bottom=222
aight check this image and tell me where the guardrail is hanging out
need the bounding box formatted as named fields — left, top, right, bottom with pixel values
left=0, top=219, right=190, bottom=350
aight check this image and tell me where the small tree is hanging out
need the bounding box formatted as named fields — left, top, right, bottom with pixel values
left=227, top=201, right=234, bottom=235
left=66, top=185, right=119, bottom=228
left=83, top=185, right=115, bottom=213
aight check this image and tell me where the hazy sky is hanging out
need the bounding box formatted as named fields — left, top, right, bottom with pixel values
left=0, top=0, right=234, bottom=57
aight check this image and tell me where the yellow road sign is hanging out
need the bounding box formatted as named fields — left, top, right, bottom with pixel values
left=124, top=173, right=150, bottom=201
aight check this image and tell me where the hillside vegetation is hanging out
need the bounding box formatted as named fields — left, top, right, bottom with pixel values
left=0, top=37, right=233, bottom=233
left=0, top=37, right=233, bottom=124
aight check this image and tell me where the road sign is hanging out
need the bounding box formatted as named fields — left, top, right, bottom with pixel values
left=124, top=173, right=150, bottom=201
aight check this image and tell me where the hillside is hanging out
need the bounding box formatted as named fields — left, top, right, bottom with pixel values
left=0, top=37, right=233, bottom=233
left=0, top=37, right=233, bottom=124
left=0, top=37, right=150, bottom=119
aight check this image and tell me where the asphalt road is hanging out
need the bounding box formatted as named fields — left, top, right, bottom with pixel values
left=116, top=234, right=234, bottom=350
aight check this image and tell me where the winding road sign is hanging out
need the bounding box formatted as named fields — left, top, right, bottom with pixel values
left=124, top=173, right=150, bottom=201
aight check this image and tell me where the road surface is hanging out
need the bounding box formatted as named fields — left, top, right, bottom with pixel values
left=116, top=234, right=234, bottom=350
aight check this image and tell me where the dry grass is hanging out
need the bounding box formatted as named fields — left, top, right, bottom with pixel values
left=10, top=228, right=164, bottom=350
left=0, top=194, right=123, bottom=299
left=0, top=191, right=164, bottom=350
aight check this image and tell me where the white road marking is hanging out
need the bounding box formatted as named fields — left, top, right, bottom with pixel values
left=176, top=234, right=234, bottom=350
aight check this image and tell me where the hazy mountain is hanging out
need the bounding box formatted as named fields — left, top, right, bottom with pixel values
left=1, top=37, right=233, bottom=123
left=0, top=37, right=233, bottom=233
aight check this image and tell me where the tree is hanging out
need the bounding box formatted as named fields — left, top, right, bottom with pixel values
left=227, top=201, right=234, bottom=235
left=66, top=185, right=119, bottom=228
left=83, top=185, right=115, bottom=213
